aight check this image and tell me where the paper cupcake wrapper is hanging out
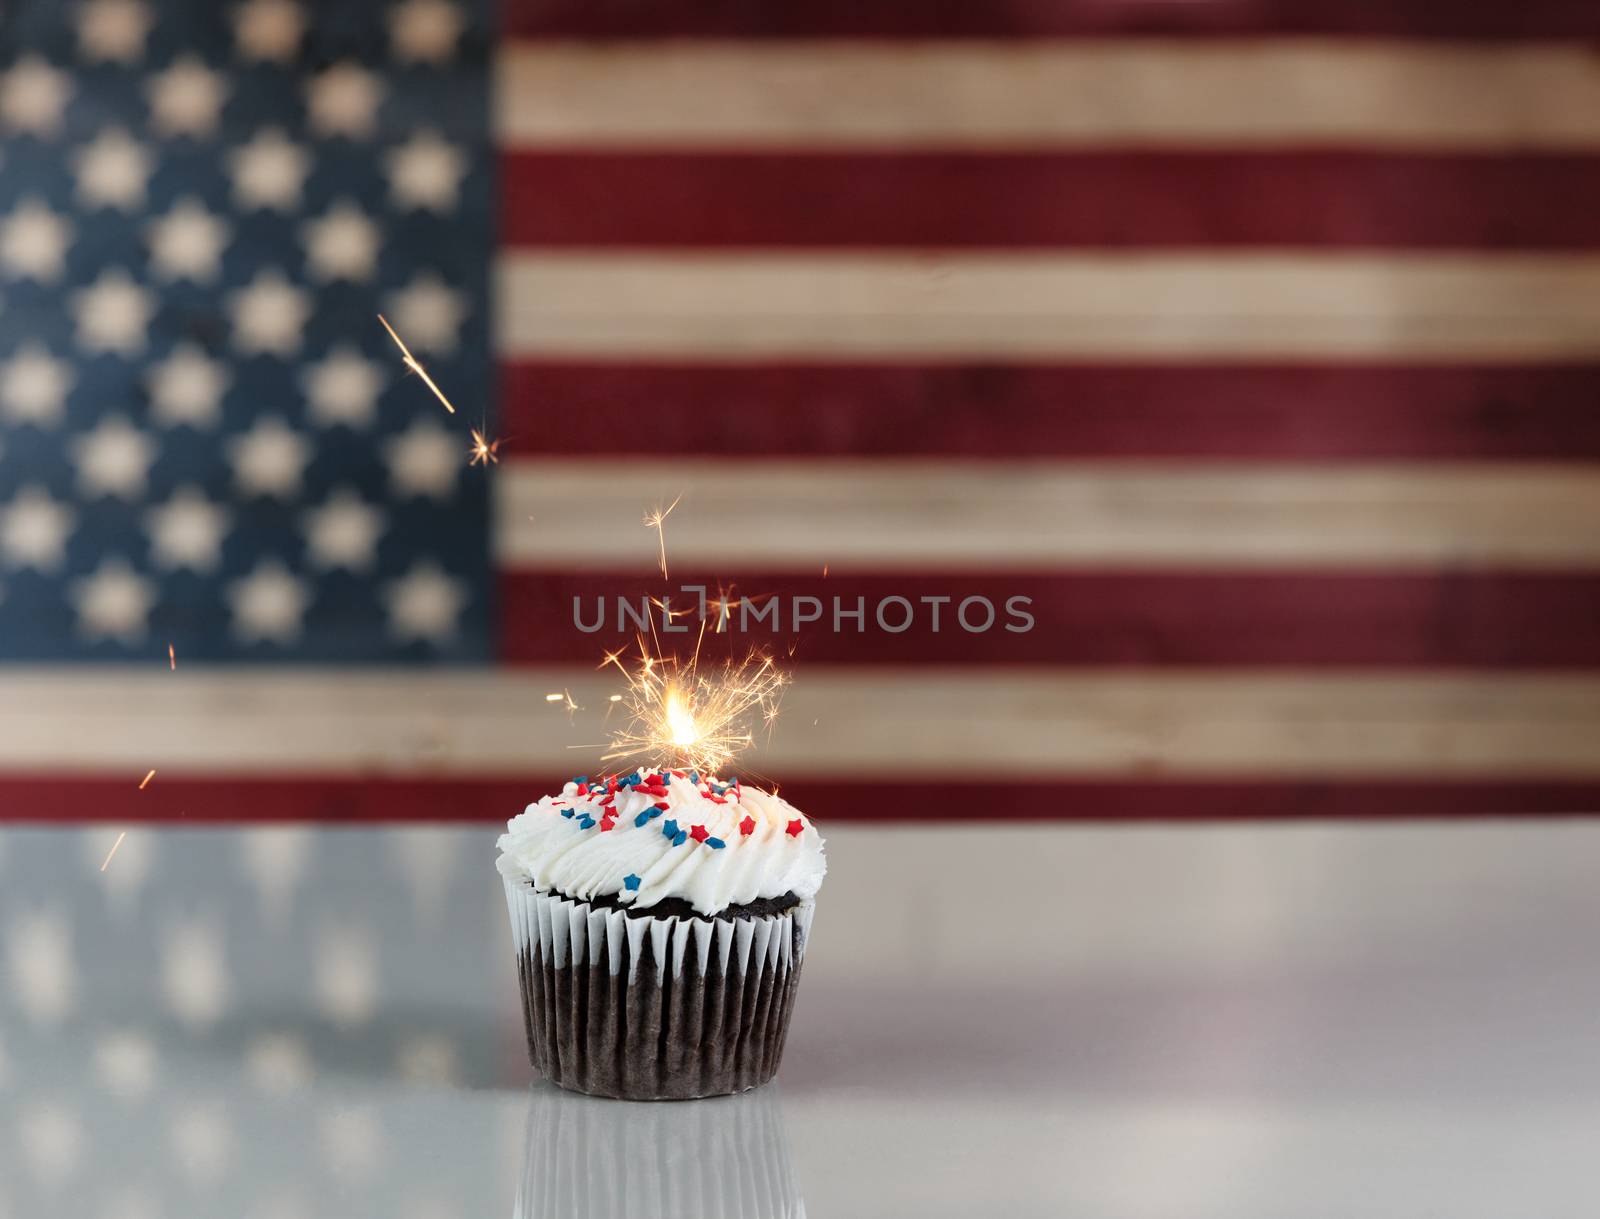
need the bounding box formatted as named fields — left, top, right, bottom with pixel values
left=504, top=879, right=815, bottom=1099
left=515, top=1082, right=807, bottom=1219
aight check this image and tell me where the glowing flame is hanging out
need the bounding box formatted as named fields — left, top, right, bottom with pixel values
left=663, top=684, right=700, bottom=747
left=598, top=641, right=787, bottom=775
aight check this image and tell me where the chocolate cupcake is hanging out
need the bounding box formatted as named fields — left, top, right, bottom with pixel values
left=498, top=769, right=825, bottom=1100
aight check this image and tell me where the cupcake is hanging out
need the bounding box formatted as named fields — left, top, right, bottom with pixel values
left=498, top=769, right=825, bottom=1100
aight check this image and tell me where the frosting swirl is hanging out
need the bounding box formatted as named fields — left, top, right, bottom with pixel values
left=496, top=770, right=825, bottom=917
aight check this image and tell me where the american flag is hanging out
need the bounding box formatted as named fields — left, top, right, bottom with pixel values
left=5, top=0, right=1600, bottom=821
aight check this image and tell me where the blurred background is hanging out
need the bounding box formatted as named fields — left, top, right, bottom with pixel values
left=2, top=0, right=1600, bottom=819
left=5, top=1, right=1600, bottom=1214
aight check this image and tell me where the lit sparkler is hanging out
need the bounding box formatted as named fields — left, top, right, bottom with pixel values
left=643, top=495, right=682, bottom=580
left=598, top=641, right=788, bottom=775
left=168, top=642, right=176, bottom=670
left=468, top=427, right=502, bottom=466
left=139, top=768, right=156, bottom=790
left=378, top=313, right=456, bottom=415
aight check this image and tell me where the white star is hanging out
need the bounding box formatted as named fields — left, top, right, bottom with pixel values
left=234, top=0, right=304, bottom=62
left=1, top=198, right=74, bottom=282
left=7, top=910, right=75, bottom=1025
left=147, top=57, right=228, bottom=137
left=313, top=926, right=377, bottom=1026
left=1, top=487, right=75, bottom=571
left=304, top=346, right=384, bottom=429
left=0, top=343, right=73, bottom=427
left=320, top=1106, right=381, bottom=1181
left=78, top=0, right=154, bottom=62
left=384, top=273, right=466, bottom=354
left=390, top=0, right=462, bottom=63
left=302, top=202, right=381, bottom=282
left=303, top=490, right=384, bottom=572
left=384, top=130, right=466, bottom=213
left=95, top=1030, right=157, bottom=1099
left=1, top=57, right=73, bottom=137
left=148, top=198, right=231, bottom=282
left=229, top=416, right=310, bottom=498
left=384, top=421, right=458, bottom=499
left=229, top=128, right=311, bottom=211
left=72, top=415, right=156, bottom=499
left=246, top=1033, right=314, bottom=1094
left=162, top=921, right=230, bottom=1029
left=73, top=558, right=156, bottom=642
left=19, top=1102, right=81, bottom=1184
left=228, top=560, right=310, bottom=644
left=147, top=488, right=230, bottom=572
left=396, top=1034, right=457, bottom=1086
left=73, top=269, right=155, bottom=355
left=306, top=63, right=383, bottom=138
left=148, top=343, right=229, bottom=428
left=384, top=562, right=465, bottom=643
left=170, top=1103, right=234, bottom=1184
left=73, top=129, right=154, bottom=210
left=229, top=269, right=311, bottom=356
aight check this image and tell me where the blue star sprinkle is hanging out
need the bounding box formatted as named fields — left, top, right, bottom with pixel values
left=705, top=837, right=726, bottom=849
left=672, top=831, right=688, bottom=847
left=623, top=874, right=641, bottom=891
left=577, top=815, right=595, bottom=829
left=661, top=819, right=679, bottom=839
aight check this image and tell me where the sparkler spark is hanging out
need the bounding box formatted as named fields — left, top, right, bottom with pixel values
left=168, top=642, right=176, bottom=670
left=468, top=427, right=502, bottom=466
left=599, top=641, right=788, bottom=775
left=99, top=831, right=128, bottom=872
left=138, top=769, right=156, bottom=790
left=378, top=314, right=456, bottom=414
left=643, top=495, right=682, bottom=580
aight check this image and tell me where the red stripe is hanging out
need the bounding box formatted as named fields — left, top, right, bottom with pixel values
left=502, top=152, right=1600, bottom=250
left=497, top=363, right=1600, bottom=460
left=6, top=775, right=1598, bottom=821
left=501, top=1, right=1600, bottom=40
left=500, top=571, right=1600, bottom=668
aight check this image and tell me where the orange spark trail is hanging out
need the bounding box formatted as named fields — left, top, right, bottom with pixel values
left=139, top=769, right=155, bottom=790
left=378, top=314, right=456, bottom=414
left=99, top=831, right=127, bottom=872
left=643, top=495, right=682, bottom=580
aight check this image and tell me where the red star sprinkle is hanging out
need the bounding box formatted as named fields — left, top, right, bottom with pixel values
left=690, top=824, right=709, bottom=842
left=739, top=815, right=756, bottom=835
left=786, top=819, right=804, bottom=837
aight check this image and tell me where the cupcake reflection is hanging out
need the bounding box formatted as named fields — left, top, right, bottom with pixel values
left=516, top=1081, right=806, bottom=1219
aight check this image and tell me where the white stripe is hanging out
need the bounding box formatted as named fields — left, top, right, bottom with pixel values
left=497, top=42, right=1600, bottom=150
left=4, top=669, right=1599, bottom=777
left=495, top=459, right=1600, bottom=570
left=498, top=253, right=1600, bottom=361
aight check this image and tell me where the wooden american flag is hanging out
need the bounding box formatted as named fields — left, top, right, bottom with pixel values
left=11, top=1, right=1600, bottom=821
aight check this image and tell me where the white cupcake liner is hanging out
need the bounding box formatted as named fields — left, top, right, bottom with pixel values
left=503, top=878, right=815, bottom=1099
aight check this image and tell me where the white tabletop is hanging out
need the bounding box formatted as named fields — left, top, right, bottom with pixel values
left=3, top=820, right=1598, bottom=1217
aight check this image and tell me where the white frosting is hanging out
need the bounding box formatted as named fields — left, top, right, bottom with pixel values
left=496, top=771, right=826, bottom=917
